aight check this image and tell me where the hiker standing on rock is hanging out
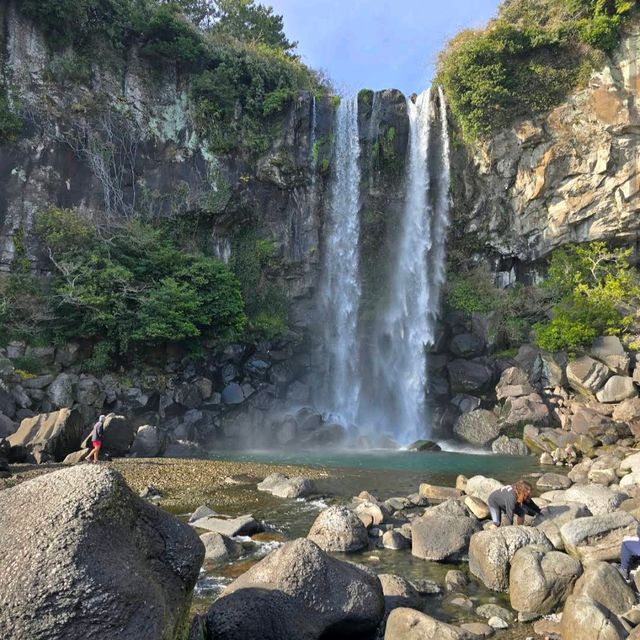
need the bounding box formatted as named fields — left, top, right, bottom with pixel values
left=487, top=480, right=541, bottom=527
left=86, top=415, right=106, bottom=463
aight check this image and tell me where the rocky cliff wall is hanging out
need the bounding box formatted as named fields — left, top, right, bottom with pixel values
left=452, top=22, right=640, bottom=284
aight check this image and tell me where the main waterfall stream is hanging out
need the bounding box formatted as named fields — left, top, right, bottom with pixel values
left=318, top=89, right=451, bottom=444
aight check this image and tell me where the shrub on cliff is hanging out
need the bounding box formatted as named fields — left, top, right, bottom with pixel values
left=534, top=242, right=640, bottom=353
left=437, top=0, right=636, bottom=141
left=33, top=208, right=246, bottom=356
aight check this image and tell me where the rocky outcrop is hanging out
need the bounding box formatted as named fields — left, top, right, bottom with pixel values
left=257, top=472, right=315, bottom=499
left=451, top=23, right=640, bottom=268
left=0, top=465, right=203, bottom=640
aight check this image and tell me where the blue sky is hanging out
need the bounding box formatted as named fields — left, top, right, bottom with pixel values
left=268, top=0, right=502, bottom=95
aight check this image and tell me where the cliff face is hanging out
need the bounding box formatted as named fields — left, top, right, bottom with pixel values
left=0, top=2, right=334, bottom=329
left=452, top=23, right=640, bottom=282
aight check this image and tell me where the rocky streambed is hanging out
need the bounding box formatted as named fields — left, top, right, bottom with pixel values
left=2, top=448, right=640, bottom=640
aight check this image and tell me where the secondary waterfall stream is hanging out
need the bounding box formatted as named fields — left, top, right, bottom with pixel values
left=318, top=89, right=450, bottom=444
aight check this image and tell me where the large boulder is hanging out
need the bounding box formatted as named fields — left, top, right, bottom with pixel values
left=129, top=425, right=167, bottom=458
left=0, top=466, right=203, bottom=640
left=100, top=414, right=135, bottom=456
left=447, top=360, right=493, bottom=394
left=564, top=485, right=626, bottom=515
left=257, top=473, right=315, bottom=499
left=533, top=502, right=592, bottom=550
left=560, top=595, right=628, bottom=640
left=596, top=375, right=638, bottom=403
left=566, top=356, right=611, bottom=396
left=0, top=413, right=17, bottom=439
left=200, top=533, right=243, bottom=563
left=308, top=506, right=369, bottom=553
left=384, top=608, right=471, bottom=640
left=411, top=509, right=480, bottom=561
left=509, top=545, right=582, bottom=615
left=499, top=393, right=550, bottom=430
left=495, top=367, right=534, bottom=401
left=590, top=336, right=630, bottom=375
left=450, top=333, right=485, bottom=359
left=465, top=475, right=504, bottom=503
left=491, top=435, right=529, bottom=456
left=560, top=512, right=639, bottom=562
left=469, top=526, right=552, bottom=591
left=199, top=538, right=384, bottom=640
left=47, top=373, right=76, bottom=408
left=453, top=410, right=500, bottom=447
left=7, top=409, right=84, bottom=462
left=573, top=561, right=636, bottom=615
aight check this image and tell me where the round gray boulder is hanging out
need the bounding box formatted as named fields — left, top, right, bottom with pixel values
left=199, top=538, right=384, bottom=640
left=0, top=465, right=203, bottom=640
left=308, top=505, right=369, bottom=553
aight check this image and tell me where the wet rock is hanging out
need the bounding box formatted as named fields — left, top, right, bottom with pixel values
left=407, top=439, right=442, bottom=452
left=384, top=608, right=469, bottom=640
left=7, top=408, right=84, bottom=462
left=460, top=622, right=494, bottom=638
left=451, top=393, right=482, bottom=414
left=445, top=570, right=468, bottom=592
left=0, top=466, right=203, bottom=640
left=560, top=595, right=627, bottom=640
left=200, top=538, right=384, bottom=640
left=308, top=505, right=369, bottom=553
left=221, top=383, right=244, bottom=405
left=257, top=473, right=315, bottom=499
left=573, top=561, right=636, bottom=615
left=509, top=545, right=581, bottom=615
left=475, top=604, right=514, bottom=623
left=560, top=512, right=639, bottom=562
left=200, top=532, right=243, bottom=563
left=191, top=515, right=263, bottom=537
left=355, top=501, right=386, bottom=527
left=469, top=526, right=552, bottom=591
left=453, top=410, right=500, bottom=446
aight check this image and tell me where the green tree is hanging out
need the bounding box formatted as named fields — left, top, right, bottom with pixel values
left=534, top=242, right=640, bottom=352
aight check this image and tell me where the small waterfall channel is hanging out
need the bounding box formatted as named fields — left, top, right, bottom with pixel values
left=317, top=89, right=451, bottom=444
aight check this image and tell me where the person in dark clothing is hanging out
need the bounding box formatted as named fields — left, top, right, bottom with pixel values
left=620, top=536, right=640, bottom=582
left=86, top=414, right=106, bottom=463
left=487, top=480, right=541, bottom=527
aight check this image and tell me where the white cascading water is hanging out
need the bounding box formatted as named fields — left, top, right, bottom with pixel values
left=367, top=89, right=434, bottom=443
left=319, top=96, right=362, bottom=424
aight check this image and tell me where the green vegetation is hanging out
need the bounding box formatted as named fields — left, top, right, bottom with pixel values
left=0, top=90, right=22, bottom=144
left=444, top=266, right=545, bottom=348
left=0, top=208, right=248, bottom=363
left=534, top=242, right=640, bottom=353
left=230, top=233, right=288, bottom=339
left=437, top=0, right=636, bottom=141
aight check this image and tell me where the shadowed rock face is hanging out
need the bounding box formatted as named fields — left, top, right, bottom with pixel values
left=0, top=465, right=204, bottom=640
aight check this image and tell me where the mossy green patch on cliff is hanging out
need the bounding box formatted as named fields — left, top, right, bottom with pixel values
left=437, top=0, right=635, bottom=141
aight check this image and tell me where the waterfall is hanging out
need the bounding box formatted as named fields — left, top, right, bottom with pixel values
left=317, top=89, right=451, bottom=445
left=318, top=96, right=362, bottom=424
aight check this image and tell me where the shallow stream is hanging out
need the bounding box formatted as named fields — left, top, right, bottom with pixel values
left=179, top=450, right=544, bottom=638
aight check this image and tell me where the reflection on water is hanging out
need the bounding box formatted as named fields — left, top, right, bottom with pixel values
left=189, top=450, right=542, bottom=638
